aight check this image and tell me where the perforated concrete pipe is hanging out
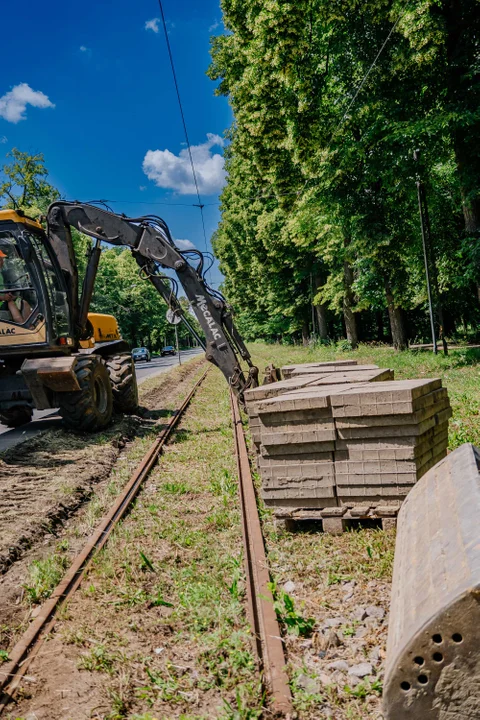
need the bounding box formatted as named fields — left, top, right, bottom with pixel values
left=383, top=443, right=480, bottom=719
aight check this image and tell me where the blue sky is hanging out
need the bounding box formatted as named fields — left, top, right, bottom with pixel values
left=1, top=0, right=230, bottom=287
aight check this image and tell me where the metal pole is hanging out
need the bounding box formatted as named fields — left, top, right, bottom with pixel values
left=419, top=183, right=448, bottom=356
left=414, top=150, right=437, bottom=354
left=310, top=273, right=316, bottom=341
left=175, top=324, right=181, bottom=365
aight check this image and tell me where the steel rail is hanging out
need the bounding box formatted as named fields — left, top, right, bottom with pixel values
left=0, top=368, right=209, bottom=710
left=230, top=391, right=293, bottom=718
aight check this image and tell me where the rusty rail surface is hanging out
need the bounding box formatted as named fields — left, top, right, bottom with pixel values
left=0, top=368, right=208, bottom=711
left=230, top=391, right=293, bottom=718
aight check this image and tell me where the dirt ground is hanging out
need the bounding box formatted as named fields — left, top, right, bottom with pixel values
left=0, top=357, right=205, bottom=664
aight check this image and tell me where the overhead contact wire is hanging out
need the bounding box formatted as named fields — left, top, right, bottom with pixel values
left=157, top=0, right=211, bottom=272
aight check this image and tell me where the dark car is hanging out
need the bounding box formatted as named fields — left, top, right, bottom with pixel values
left=161, top=345, right=176, bottom=357
left=132, top=347, right=151, bottom=362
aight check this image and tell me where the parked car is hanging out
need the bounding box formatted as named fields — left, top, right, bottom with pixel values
left=161, top=345, right=176, bottom=357
left=132, top=347, right=151, bottom=362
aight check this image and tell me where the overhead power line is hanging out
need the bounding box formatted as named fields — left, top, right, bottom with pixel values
left=157, top=0, right=210, bottom=262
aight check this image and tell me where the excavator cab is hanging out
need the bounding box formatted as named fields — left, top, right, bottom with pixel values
left=0, top=210, right=72, bottom=356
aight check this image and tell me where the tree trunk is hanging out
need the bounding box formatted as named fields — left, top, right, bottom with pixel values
left=313, top=274, right=329, bottom=340
left=343, top=259, right=358, bottom=348
left=302, top=322, right=309, bottom=347
left=315, top=304, right=328, bottom=339
left=385, top=282, right=407, bottom=350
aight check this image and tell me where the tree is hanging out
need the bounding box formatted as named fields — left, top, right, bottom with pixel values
left=0, top=148, right=59, bottom=211
left=209, top=0, right=480, bottom=346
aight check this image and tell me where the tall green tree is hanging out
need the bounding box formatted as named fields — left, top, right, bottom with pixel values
left=210, top=0, right=480, bottom=346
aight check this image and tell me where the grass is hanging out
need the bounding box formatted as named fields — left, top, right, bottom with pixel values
left=29, top=371, right=264, bottom=719
left=23, top=541, right=71, bottom=604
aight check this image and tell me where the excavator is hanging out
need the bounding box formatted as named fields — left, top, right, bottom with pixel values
left=0, top=201, right=258, bottom=431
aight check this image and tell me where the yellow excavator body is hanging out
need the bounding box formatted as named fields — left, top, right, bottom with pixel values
left=80, top=313, right=121, bottom=349
left=0, top=209, right=43, bottom=231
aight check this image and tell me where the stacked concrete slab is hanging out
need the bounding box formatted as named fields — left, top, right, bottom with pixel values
left=281, top=359, right=358, bottom=379
left=289, top=363, right=381, bottom=378
left=251, top=372, right=451, bottom=513
left=331, top=379, right=452, bottom=507
left=244, top=374, right=334, bottom=449
left=255, top=385, right=341, bottom=508
left=244, top=360, right=369, bottom=449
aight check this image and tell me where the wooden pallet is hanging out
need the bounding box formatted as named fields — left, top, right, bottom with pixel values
left=273, top=504, right=399, bottom=533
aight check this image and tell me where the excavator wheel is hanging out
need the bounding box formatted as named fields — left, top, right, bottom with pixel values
left=58, top=356, right=113, bottom=432
left=0, top=405, right=33, bottom=428
left=106, top=353, right=139, bottom=414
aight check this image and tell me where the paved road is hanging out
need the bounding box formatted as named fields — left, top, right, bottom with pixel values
left=0, top=348, right=203, bottom=452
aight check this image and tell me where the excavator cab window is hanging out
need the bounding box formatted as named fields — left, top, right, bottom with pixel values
left=0, top=232, right=38, bottom=327
left=24, top=231, right=71, bottom=339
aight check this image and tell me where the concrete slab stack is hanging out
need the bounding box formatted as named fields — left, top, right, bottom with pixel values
left=244, top=374, right=333, bottom=449
left=251, top=372, right=451, bottom=516
left=244, top=362, right=388, bottom=448
left=253, top=365, right=393, bottom=509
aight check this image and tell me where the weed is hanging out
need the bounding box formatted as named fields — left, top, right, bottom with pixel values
left=209, top=469, right=237, bottom=497
left=163, top=481, right=189, bottom=494
left=270, top=585, right=315, bottom=637
left=78, top=644, right=119, bottom=674
left=24, top=552, right=70, bottom=604
left=150, top=592, right=174, bottom=608
left=0, top=650, right=8, bottom=662
left=342, top=623, right=358, bottom=637
left=345, top=678, right=383, bottom=698
left=290, top=669, right=325, bottom=713
left=220, top=684, right=263, bottom=719
left=139, top=551, right=155, bottom=572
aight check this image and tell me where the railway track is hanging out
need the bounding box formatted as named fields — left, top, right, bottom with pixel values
left=0, top=373, right=292, bottom=717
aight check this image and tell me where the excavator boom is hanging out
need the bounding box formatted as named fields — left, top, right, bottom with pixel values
left=46, top=201, right=258, bottom=400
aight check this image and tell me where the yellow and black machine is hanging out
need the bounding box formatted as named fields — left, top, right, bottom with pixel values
left=0, top=203, right=258, bottom=431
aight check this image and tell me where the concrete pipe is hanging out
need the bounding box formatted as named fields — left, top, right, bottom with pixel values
left=383, top=443, right=480, bottom=719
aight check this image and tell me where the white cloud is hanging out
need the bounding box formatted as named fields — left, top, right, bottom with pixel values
left=175, top=238, right=196, bottom=250
left=0, top=83, right=55, bottom=124
left=142, top=133, right=226, bottom=195
left=145, top=18, right=160, bottom=33
left=80, top=45, right=87, bottom=52
left=139, top=185, right=147, bottom=192
left=209, top=19, right=220, bottom=31
left=0, top=136, right=7, bottom=144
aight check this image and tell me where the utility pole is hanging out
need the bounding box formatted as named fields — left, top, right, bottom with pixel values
left=310, top=273, right=316, bottom=342
left=413, top=150, right=448, bottom=356
left=175, top=324, right=181, bottom=365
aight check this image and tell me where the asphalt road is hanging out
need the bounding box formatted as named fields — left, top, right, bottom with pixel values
left=0, top=348, right=203, bottom=452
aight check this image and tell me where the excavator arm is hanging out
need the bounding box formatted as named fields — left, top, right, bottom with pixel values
left=46, top=201, right=258, bottom=400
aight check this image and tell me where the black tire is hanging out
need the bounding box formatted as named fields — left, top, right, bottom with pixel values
left=0, top=405, right=33, bottom=428
left=58, top=356, right=113, bottom=432
left=106, top=353, right=139, bottom=414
